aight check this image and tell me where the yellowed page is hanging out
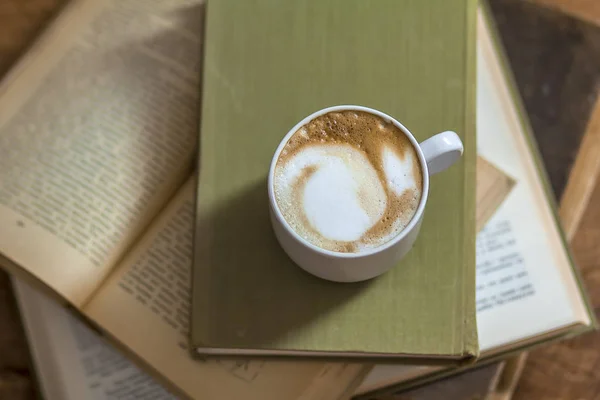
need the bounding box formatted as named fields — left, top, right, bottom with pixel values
left=0, top=0, right=200, bottom=304
left=475, top=6, right=590, bottom=349
left=84, top=177, right=366, bottom=400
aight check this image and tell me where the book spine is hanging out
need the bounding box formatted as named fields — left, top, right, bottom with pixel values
left=462, top=0, right=480, bottom=362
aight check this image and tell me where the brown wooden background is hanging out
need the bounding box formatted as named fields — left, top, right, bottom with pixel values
left=0, top=0, right=599, bottom=399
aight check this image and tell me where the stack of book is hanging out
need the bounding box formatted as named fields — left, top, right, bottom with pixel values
left=0, top=0, right=596, bottom=399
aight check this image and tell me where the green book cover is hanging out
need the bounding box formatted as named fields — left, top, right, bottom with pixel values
left=192, top=0, right=478, bottom=362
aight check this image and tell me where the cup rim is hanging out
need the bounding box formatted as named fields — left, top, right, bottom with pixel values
left=267, top=105, right=430, bottom=259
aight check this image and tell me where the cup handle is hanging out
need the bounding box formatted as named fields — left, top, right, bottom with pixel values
left=419, top=131, right=464, bottom=176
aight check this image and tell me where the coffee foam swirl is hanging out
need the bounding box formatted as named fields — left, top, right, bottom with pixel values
left=274, top=110, right=423, bottom=253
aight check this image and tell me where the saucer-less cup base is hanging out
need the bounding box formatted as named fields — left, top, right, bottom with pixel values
left=267, top=105, right=463, bottom=283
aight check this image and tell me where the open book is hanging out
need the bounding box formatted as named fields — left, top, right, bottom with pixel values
left=0, top=0, right=368, bottom=398
left=354, top=7, right=596, bottom=398
left=13, top=277, right=177, bottom=400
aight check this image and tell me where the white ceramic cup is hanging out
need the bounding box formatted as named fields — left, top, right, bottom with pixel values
left=268, top=105, right=463, bottom=282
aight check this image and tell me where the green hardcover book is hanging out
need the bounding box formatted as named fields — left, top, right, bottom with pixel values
left=192, top=0, right=478, bottom=362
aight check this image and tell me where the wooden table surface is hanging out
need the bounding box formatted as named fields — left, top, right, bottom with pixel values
left=0, top=0, right=599, bottom=399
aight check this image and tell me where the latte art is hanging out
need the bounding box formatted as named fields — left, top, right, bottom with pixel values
left=273, top=111, right=423, bottom=253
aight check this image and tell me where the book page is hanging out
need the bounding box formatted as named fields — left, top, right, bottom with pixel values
left=13, top=278, right=177, bottom=400
left=475, top=12, right=590, bottom=350
left=84, top=177, right=365, bottom=400
left=0, top=0, right=200, bottom=304
left=475, top=218, right=534, bottom=316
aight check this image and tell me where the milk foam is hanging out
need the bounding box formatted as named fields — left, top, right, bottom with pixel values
left=382, top=147, right=416, bottom=196
left=275, top=144, right=387, bottom=242
left=273, top=110, right=423, bottom=253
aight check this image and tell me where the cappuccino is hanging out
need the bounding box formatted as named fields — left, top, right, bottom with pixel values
left=273, top=110, right=423, bottom=253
